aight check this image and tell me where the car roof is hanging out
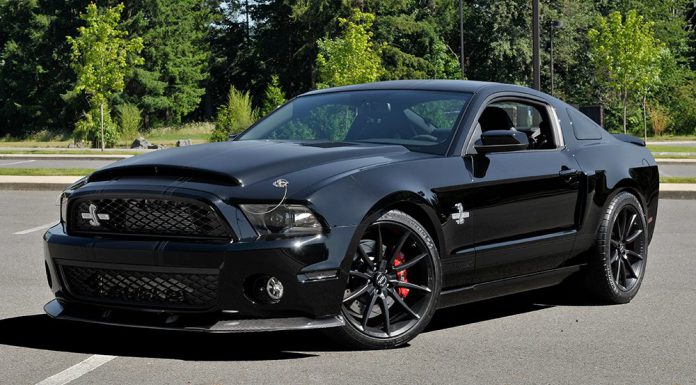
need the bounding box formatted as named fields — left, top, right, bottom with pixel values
left=301, top=79, right=541, bottom=97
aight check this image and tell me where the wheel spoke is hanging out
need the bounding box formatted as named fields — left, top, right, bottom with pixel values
left=389, top=280, right=431, bottom=293
left=627, top=250, right=644, bottom=260
left=349, top=270, right=371, bottom=280
left=615, top=212, right=625, bottom=242
left=343, top=283, right=370, bottom=303
left=392, top=252, right=428, bottom=272
left=357, top=244, right=375, bottom=270
left=624, top=229, right=643, bottom=244
left=377, top=294, right=391, bottom=336
left=388, top=232, right=411, bottom=266
left=375, top=223, right=384, bottom=267
left=388, top=288, right=420, bottom=320
left=610, top=239, right=620, bottom=248
left=610, top=250, right=619, bottom=264
left=623, top=257, right=639, bottom=279
left=614, top=258, right=622, bottom=284
left=618, top=259, right=628, bottom=288
left=361, top=291, right=379, bottom=330
left=624, top=213, right=637, bottom=240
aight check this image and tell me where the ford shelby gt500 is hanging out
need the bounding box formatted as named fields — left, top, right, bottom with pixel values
left=44, top=80, right=658, bottom=349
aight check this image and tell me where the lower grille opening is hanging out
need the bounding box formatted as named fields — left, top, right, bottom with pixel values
left=61, top=265, right=219, bottom=309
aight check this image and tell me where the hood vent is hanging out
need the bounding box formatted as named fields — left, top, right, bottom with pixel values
left=88, top=165, right=241, bottom=186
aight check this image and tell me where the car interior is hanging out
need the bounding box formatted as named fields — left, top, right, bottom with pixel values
left=474, top=101, right=557, bottom=151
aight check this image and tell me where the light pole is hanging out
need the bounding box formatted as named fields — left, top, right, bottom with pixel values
left=532, top=0, right=540, bottom=90
left=549, top=20, right=564, bottom=96
left=459, top=0, right=465, bottom=79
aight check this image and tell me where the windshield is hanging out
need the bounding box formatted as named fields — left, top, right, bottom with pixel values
left=238, top=90, right=472, bottom=155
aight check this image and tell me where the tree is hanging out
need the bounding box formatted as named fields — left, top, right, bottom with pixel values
left=588, top=10, right=663, bottom=134
left=67, top=3, right=143, bottom=149
left=260, top=75, right=286, bottom=116
left=316, top=9, right=384, bottom=88
left=123, top=0, right=214, bottom=126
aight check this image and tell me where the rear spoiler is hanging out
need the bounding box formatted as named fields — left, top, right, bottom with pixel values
left=612, top=133, right=645, bottom=147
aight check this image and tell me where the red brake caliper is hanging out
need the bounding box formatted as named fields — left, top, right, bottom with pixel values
left=393, top=252, right=409, bottom=298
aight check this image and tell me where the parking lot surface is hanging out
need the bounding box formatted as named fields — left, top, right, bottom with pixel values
left=1, top=191, right=694, bottom=384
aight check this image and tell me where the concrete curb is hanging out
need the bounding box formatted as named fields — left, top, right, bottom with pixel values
left=655, top=158, right=696, bottom=166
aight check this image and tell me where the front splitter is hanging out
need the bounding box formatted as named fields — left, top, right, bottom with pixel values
left=44, top=299, right=344, bottom=333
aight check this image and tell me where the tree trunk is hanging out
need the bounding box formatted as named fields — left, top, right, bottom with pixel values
left=100, top=102, right=105, bottom=152
left=622, top=91, right=628, bottom=134
left=642, top=95, right=647, bottom=142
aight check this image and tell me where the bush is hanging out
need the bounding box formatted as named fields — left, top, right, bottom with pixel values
left=647, top=103, right=670, bottom=137
left=73, top=106, right=119, bottom=148
left=260, top=75, right=286, bottom=117
left=116, top=103, right=142, bottom=143
left=210, top=86, right=258, bottom=142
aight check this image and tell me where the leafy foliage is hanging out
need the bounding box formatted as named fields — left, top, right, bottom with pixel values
left=73, top=105, right=119, bottom=148
left=588, top=10, right=664, bottom=133
left=210, top=85, right=257, bottom=142
left=67, top=3, right=143, bottom=148
left=260, top=75, right=286, bottom=117
left=115, top=102, right=142, bottom=143
left=316, top=9, right=384, bottom=88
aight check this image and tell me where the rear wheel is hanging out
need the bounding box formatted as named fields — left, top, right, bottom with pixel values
left=586, top=192, right=648, bottom=303
left=329, top=210, right=441, bottom=349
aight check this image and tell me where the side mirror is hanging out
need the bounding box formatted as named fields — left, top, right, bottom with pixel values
left=474, top=130, right=529, bottom=154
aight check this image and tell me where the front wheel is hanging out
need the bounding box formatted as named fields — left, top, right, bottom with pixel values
left=328, top=210, right=442, bottom=349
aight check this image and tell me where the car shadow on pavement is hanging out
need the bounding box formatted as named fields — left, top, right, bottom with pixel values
left=0, top=288, right=603, bottom=360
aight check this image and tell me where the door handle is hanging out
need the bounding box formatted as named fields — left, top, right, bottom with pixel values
left=559, top=168, right=580, bottom=177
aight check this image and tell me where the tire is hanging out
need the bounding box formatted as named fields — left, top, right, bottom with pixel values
left=586, top=191, right=648, bottom=304
left=326, top=210, right=442, bottom=349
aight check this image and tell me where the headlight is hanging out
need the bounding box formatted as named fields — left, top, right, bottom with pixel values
left=59, top=176, right=88, bottom=223
left=239, top=204, right=323, bottom=236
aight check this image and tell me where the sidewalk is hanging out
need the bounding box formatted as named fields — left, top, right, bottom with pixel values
left=0, top=175, right=694, bottom=199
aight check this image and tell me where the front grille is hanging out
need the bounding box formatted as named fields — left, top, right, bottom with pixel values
left=61, top=265, right=219, bottom=309
left=70, top=197, right=232, bottom=240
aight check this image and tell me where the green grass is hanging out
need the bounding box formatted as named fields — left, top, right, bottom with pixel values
left=647, top=145, right=696, bottom=153
left=649, top=135, right=696, bottom=142
left=0, top=168, right=95, bottom=176
left=0, top=149, right=143, bottom=155
left=660, top=177, right=696, bottom=184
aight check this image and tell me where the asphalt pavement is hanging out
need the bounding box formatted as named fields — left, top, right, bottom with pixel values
left=0, top=191, right=695, bottom=384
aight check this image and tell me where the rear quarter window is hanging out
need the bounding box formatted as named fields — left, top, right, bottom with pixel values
left=567, top=108, right=603, bottom=140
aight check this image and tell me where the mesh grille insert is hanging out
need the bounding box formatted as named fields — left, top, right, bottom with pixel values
left=70, top=197, right=231, bottom=240
left=61, top=265, right=219, bottom=309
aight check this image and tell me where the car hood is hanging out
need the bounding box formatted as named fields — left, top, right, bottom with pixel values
left=89, top=140, right=432, bottom=196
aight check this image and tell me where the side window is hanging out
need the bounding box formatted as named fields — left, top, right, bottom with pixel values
left=567, top=108, right=603, bottom=140
left=477, top=100, right=558, bottom=150
left=271, top=104, right=357, bottom=140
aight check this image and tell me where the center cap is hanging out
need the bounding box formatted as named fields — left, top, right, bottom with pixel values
left=374, top=273, right=388, bottom=288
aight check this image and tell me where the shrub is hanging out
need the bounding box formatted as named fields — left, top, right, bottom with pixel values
left=647, top=102, right=670, bottom=137
left=210, top=86, right=258, bottom=142
left=116, top=103, right=142, bottom=143
left=260, top=75, right=286, bottom=117
left=73, top=107, right=118, bottom=148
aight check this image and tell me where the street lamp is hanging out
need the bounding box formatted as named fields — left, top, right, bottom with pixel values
left=532, top=0, right=540, bottom=90
left=460, top=0, right=465, bottom=79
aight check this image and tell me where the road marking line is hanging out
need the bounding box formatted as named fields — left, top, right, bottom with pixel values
left=0, top=159, right=35, bottom=166
left=35, top=355, right=116, bottom=385
left=13, top=222, right=58, bottom=235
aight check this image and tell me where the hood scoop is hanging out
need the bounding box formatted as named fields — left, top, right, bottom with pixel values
left=88, top=165, right=241, bottom=186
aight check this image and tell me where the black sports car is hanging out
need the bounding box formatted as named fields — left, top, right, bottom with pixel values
left=44, top=80, right=659, bottom=349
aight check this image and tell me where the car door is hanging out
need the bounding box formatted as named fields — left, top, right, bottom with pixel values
left=461, top=98, right=582, bottom=283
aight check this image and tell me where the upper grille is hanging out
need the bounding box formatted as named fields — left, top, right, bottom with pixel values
left=70, top=197, right=232, bottom=241
left=61, top=265, right=219, bottom=309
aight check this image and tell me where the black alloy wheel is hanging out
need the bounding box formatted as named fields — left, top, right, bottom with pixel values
left=330, top=210, right=441, bottom=349
left=587, top=192, right=648, bottom=304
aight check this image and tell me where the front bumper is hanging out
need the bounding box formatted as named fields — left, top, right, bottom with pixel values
left=44, top=221, right=357, bottom=329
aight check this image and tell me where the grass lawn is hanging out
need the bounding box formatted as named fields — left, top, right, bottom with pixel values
left=647, top=145, right=696, bottom=153
left=660, top=177, right=696, bottom=184
left=0, top=168, right=95, bottom=176
left=0, top=149, right=144, bottom=155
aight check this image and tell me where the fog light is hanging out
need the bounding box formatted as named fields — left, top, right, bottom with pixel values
left=266, top=276, right=284, bottom=301
left=244, top=275, right=285, bottom=304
